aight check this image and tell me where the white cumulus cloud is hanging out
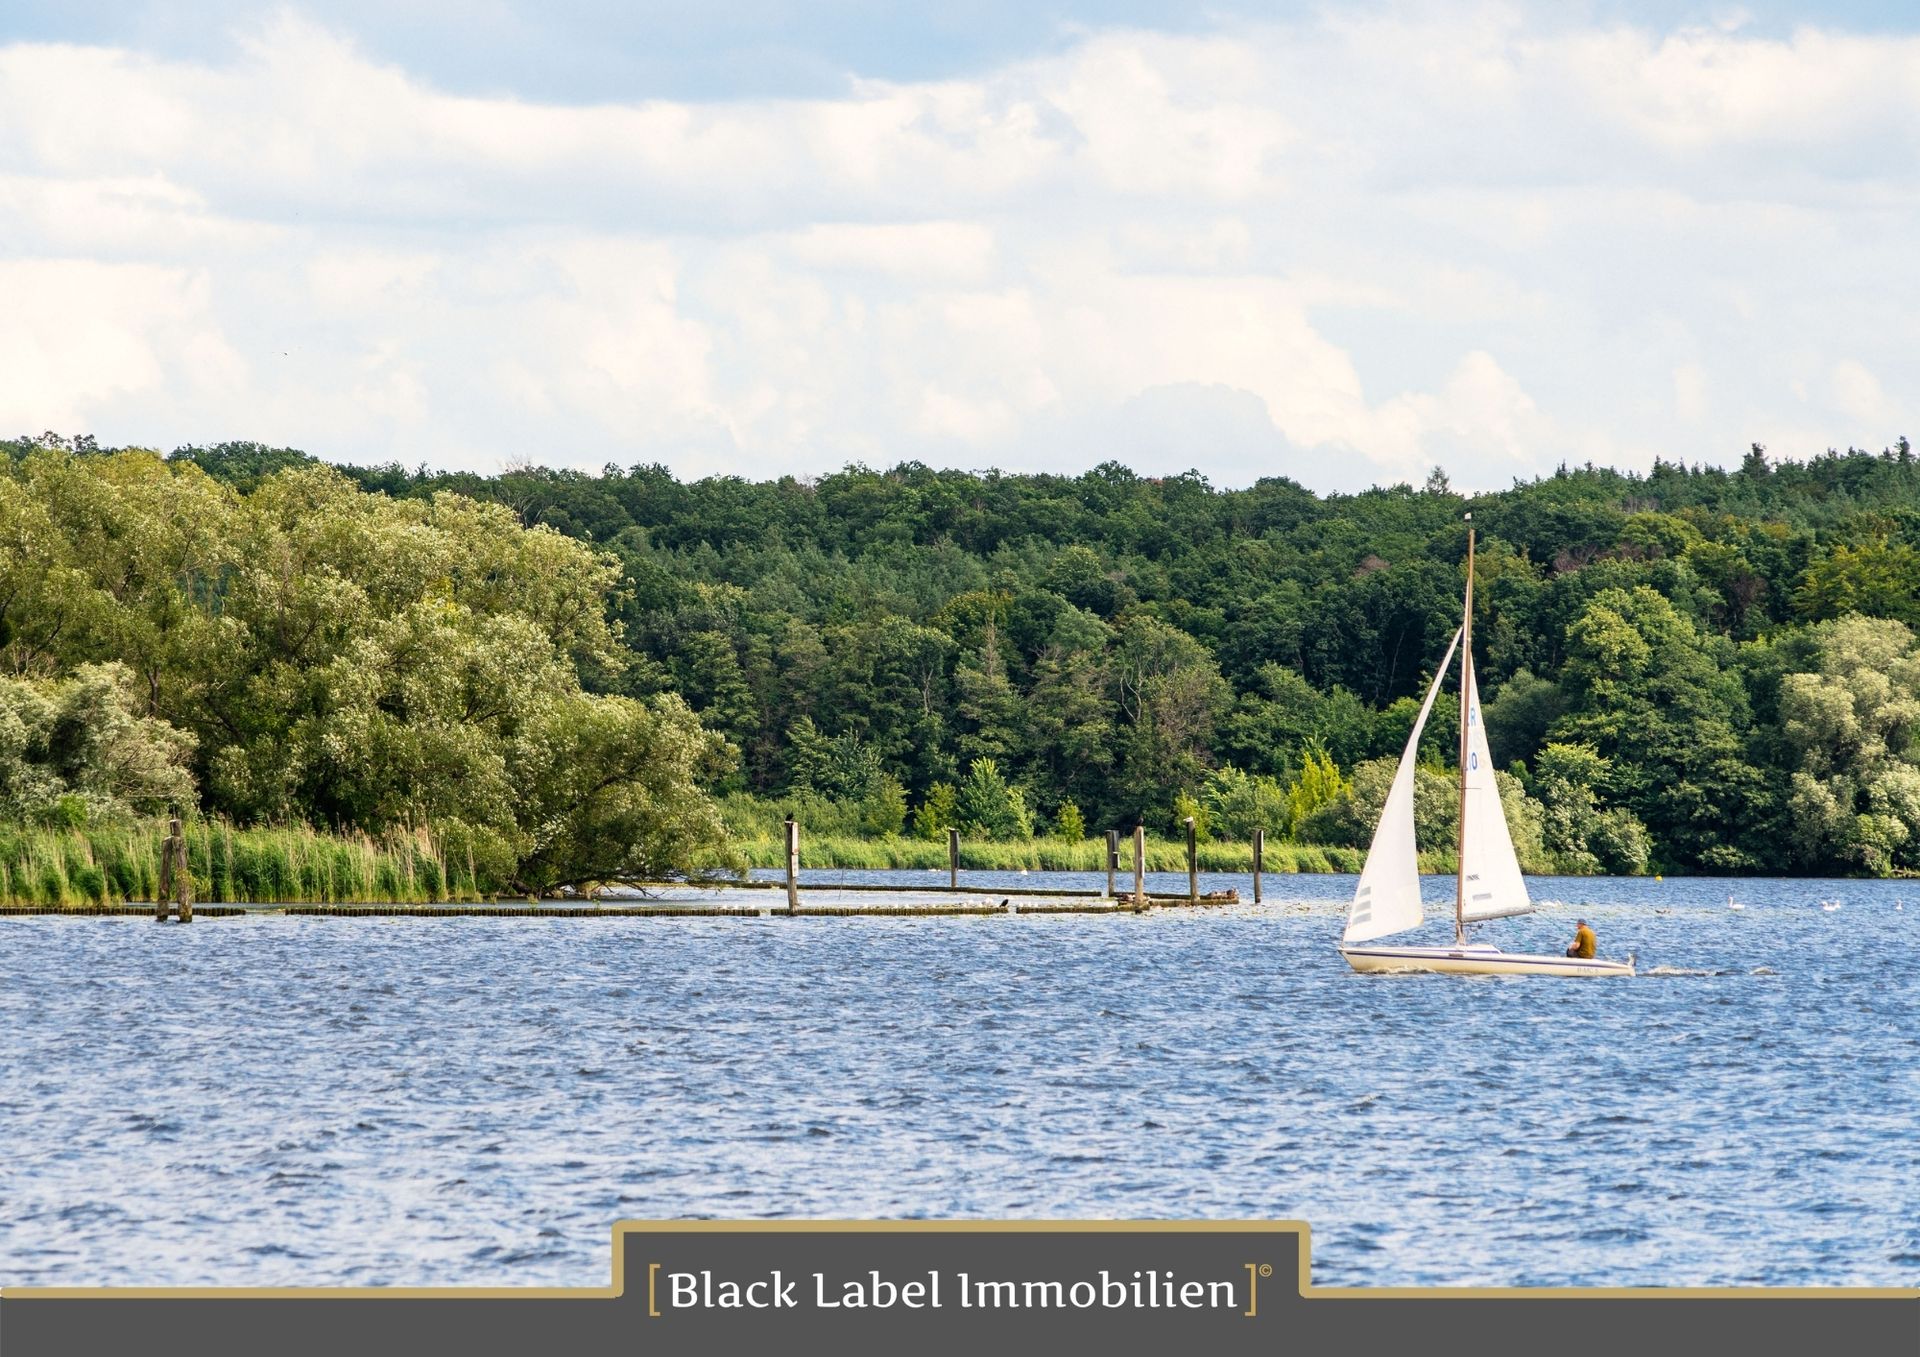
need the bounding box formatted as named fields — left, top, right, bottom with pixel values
left=0, top=6, right=1913, bottom=487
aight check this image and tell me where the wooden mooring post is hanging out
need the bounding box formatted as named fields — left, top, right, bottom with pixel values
left=1185, top=816, right=1198, bottom=903
left=1132, top=823, right=1146, bottom=907
left=155, top=812, right=192, bottom=923
left=1104, top=829, right=1119, bottom=899
left=784, top=816, right=800, bottom=916
left=948, top=827, right=960, bottom=889
left=1252, top=828, right=1264, bottom=903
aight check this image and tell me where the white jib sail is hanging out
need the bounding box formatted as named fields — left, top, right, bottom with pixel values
left=1344, top=628, right=1462, bottom=944
left=1459, top=662, right=1533, bottom=921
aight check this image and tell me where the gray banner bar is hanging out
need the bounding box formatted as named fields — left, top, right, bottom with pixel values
left=3, top=1221, right=1914, bottom=1356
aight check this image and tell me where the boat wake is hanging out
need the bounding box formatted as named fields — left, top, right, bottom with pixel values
left=1643, top=965, right=1777, bottom=978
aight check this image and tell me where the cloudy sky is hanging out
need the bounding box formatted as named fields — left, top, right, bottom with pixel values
left=2, top=2, right=1914, bottom=492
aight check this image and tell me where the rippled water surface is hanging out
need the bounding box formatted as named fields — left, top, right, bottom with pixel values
left=4, top=871, right=1918, bottom=1288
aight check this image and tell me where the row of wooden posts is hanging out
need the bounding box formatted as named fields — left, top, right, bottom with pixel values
left=781, top=816, right=1266, bottom=915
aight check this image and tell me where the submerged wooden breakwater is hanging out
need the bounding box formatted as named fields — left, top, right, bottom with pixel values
left=0, top=904, right=253, bottom=917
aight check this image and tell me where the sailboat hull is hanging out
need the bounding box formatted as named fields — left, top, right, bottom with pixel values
left=1339, top=944, right=1633, bottom=978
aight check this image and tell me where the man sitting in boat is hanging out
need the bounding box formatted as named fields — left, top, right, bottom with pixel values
left=1565, top=919, right=1597, bottom=959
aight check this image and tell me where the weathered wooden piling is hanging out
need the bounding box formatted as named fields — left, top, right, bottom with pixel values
left=784, top=816, right=800, bottom=916
left=1104, top=829, right=1119, bottom=899
left=154, top=829, right=170, bottom=923
left=948, top=827, right=960, bottom=889
left=155, top=813, right=192, bottom=923
left=1185, top=816, right=1198, bottom=903
left=1132, top=823, right=1146, bottom=907
left=1252, top=828, right=1264, bottom=904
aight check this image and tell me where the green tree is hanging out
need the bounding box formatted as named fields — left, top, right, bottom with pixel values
left=1283, top=747, right=1350, bottom=841
left=1532, top=742, right=1652, bottom=874
left=857, top=774, right=909, bottom=838
left=956, top=758, right=1033, bottom=840
left=1023, top=606, right=1116, bottom=812
left=954, top=623, right=1022, bottom=765
left=507, top=693, right=735, bottom=893
left=1199, top=765, right=1292, bottom=840
left=1111, top=616, right=1230, bottom=824
left=1552, top=586, right=1765, bottom=869
left=911, top=782, right=958, bottom=840
left=1778, top=615, right=1920, bottom=873
left=1794, top=541, right=1920, bottom=626
left=677, top=630, right=758, bottom=753
left=1481, top=668, right=1566, bottom=769
left=1171, top=790, right=1209, bottom=842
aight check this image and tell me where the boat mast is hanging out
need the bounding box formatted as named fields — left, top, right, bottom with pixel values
left=1455, top=515, right=1474, bottom=945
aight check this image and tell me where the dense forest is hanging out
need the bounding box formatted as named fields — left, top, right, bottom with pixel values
left=6, top=431, right=1920, bottom=883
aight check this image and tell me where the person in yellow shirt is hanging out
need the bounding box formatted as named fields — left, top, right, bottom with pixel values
left=1565, top=919, right=1596, bottom=959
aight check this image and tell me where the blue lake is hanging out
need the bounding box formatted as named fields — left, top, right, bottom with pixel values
left=3, top=871, right=1917, bottom=1288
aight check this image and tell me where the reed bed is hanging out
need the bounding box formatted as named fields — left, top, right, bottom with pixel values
left=0, top=819, right=493, bottom=908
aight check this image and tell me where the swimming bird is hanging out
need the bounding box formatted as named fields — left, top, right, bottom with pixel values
left=1727, top=895, right=1743, bottom=911
left=1822, top=899, right=1842, bottom=912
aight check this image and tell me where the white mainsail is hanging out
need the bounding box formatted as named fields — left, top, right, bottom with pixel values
left=1343, top=627, right=1462, bottom=944
left=1458, top=661, right=1533, bottom=922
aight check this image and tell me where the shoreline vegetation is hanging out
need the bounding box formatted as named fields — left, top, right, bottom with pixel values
left=3, top=811, right=1911, bottom=911
left=0, top=816, right=1394, bottom=909
left=8, top=436, right=1920, bottom=895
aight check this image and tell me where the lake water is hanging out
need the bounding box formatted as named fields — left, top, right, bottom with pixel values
left=3, top=871, right=1917, bottom=1288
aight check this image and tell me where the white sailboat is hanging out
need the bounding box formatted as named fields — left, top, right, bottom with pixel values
left=1338, top=517, right=1634, bottom=978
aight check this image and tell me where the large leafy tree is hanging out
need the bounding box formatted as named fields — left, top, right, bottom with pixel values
left=1551, top=587, right=1769, bottom=869
left=1110, top=616, right=1230, bottom=827
left=1777, top=616, right=1920, bottom=873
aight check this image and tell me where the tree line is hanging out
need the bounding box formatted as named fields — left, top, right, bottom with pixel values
left=6, top=432, right=1920, bottom=878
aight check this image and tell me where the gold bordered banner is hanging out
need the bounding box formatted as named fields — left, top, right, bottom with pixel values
left=4, top=1221, right=1917, bottom=1356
